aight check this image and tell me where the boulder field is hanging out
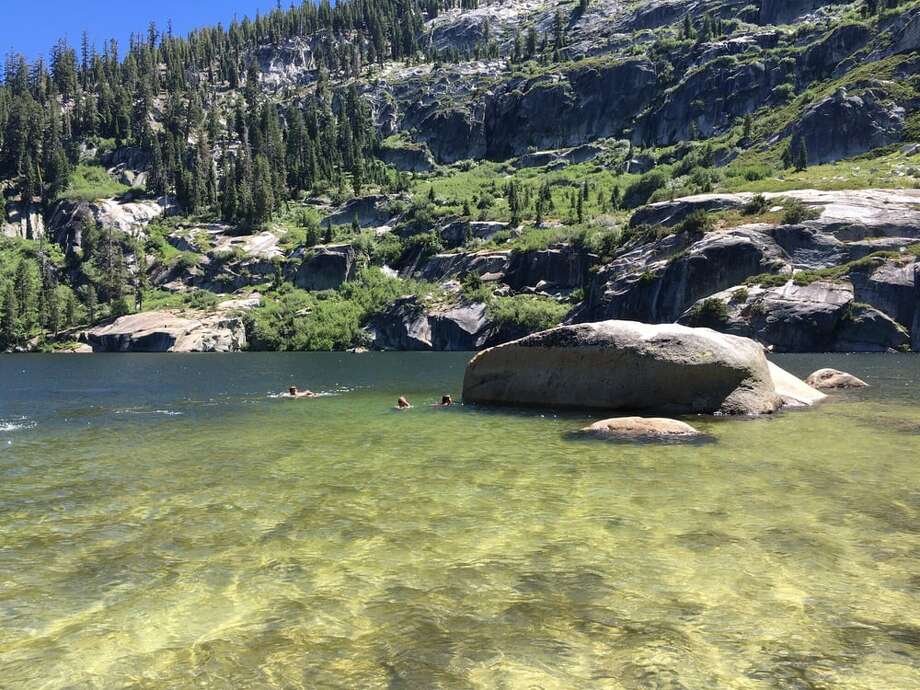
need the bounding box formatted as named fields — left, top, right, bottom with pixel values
left=462, top=320, right=823, bottom=416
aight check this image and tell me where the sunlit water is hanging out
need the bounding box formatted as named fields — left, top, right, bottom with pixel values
left=1, top=353, right=918, bottom=689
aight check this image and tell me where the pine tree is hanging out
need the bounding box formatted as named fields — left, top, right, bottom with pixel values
left=2, top=282, right=19, bottom=349
left=14, top=259, right=36, bottom=333
left=742, top=114, right=753, bottom=143
left=781, top=142, right=794, bottom=169
left=63, top=289, right=77, bottom=327
left=83, top=284, right=97, bottom=324
left=45, top=285, right=61, bottom=337
left=610, top=185, right=622, bottom=210
left=795, top=140, right=808, bottom=171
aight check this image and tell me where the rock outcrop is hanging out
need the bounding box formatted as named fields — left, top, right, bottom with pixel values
left=49, top=197, right=173, bottom=254
left=367, top=296, right=530, bottom=351
left=1, top=202, right=44, bottom=240
left=85, top=311, right=247, bottom=352
left=462, top=320, right=795, bottom=415
left=287, top=244, right=359, bottom=291
left=782, top=89, right=905, bottom=165
left=680, top=279, right=911, bottom=352
left=579, top=227, right=788, bottom=324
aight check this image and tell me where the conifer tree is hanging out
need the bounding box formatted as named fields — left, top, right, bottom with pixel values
left=2, top=282, right=19, bottom=349
left=795, top=140, right=808, bottom=171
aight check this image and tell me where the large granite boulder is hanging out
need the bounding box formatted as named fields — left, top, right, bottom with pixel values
left=783, top=89, right=905, bottom=165
left=368, top=297, right=530, bottom=351
left=630, top=189, right=920, bottom=239
left=287, top=244, right=358, bottom=291
left=759, top=0, right=848, bottom=25
left=367, top=296, right=433, bottom=350
left=681, top=280, right=911, bottom=352
left=49, top=197, right=173, bottom=254
left=850, top=260, right=920, bottom=350
left=378, top=143, right=435, bottom=172
left=1, top=202, right=44, bottom=240
left=416, top=251, right=510, bottom=283
left=580, top=226, right=788, bottom=324
left=437, top=220, right=508, bottom=248
left=462, top=320, right=796, bottom=415
left=505, top=246, right=595, bottom=292
left=322, top=194, right=402, bottom=228
left=85, top=311, right=247, bottom=352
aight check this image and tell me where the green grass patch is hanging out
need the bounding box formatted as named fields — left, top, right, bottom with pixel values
left=488, top=294, right=569, bottom=332
left=59, top=164, right=131, bottom=202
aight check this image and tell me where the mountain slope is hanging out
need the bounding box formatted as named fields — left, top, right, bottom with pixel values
left=1, top=0, right=919, bottom=352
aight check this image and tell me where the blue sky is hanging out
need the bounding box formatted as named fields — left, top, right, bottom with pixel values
left=1, top=0, right=285, bottom=62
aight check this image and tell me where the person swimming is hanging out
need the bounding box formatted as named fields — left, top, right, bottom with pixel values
left=397, top=396, right=412, bottom=409
left=287, top=386, right=316, bottom=398
left=436, top=394, right=453, bottom=407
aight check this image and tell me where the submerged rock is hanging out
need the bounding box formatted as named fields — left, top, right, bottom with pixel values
left=581, top=417, right=702, bottom=440
left=462, top=320, right=788, bottom=416
left=805, top=368, right=869, bottom=389
left=85, top=311, right=247, bottom=352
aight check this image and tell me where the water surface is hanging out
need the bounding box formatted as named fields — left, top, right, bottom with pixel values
left=1, top=353, right=919, bottom=688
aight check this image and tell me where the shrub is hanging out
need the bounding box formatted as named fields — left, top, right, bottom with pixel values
left=743, top=193, right=770, bottom=215
left=460, top=271, right=492, bottom=302
left=781, top=198, right=821, bottom=225
left=623, top=170, right=668, bottom=208
left=488, top=295, right=568, bottom=332
left=730, top=287, right=750, bottom=303
left=677, top=210, right=715, bottom=235
left=687, top=297, right=729, bottom=325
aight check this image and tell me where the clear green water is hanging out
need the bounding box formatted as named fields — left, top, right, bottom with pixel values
left=1, top=353, right=919, bottom=689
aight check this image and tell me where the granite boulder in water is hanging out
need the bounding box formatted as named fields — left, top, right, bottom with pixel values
left=581, top=417, right=702, bottom=440
left=805, top=368, right=868, bottom=389
left=462, top=320, right=810, bottom=415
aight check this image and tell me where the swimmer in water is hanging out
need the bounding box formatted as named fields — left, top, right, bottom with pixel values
left=288, top=386, right=317, bottom=398
left=396, top=396, right=412, bottom=409
left=434, top=394, right=453, bottom=407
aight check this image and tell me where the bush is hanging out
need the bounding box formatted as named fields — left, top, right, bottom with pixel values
left=686, top=297, right=729, bottom=326
left=246, top=269, right=439, bottom=351
left=781, top=198, right=820, bottom=225
left=400, top=231, right=444, bottom=264
left=676, top=210, right=715, bottom=235
left=730, top=287, right=750, bottom=303
left=743, top=193, right=770, bottom=215
left=623, top=170, right=668, bottom=208
left=488, top=295, right=568, bottom=332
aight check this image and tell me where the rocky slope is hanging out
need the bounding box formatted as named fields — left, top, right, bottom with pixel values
left=2, top=0, right=920, bottom=352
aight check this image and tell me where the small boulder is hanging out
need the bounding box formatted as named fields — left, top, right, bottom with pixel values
left=582, top=417, right=702, bottom=440
left=805, top=368, right=869, bottom=389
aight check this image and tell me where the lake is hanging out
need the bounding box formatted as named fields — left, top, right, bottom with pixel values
left=1, top=353, right=919, bottom=688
